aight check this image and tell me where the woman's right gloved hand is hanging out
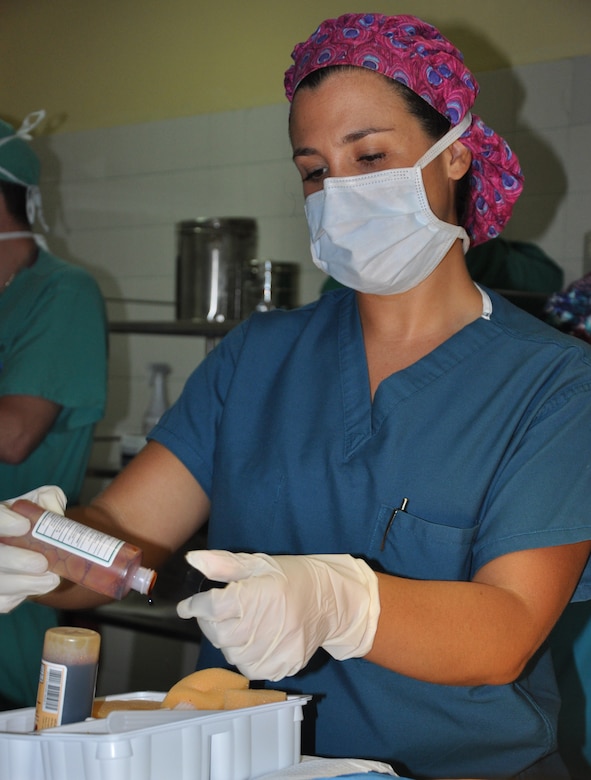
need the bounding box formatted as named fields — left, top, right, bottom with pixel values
left=0, top=486, right=66, bottom=612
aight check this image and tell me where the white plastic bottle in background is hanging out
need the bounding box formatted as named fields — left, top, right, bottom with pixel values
left=142, top=362, right=171, bottom=435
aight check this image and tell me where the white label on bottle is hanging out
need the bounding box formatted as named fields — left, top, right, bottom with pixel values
left=35, top=660, right=66, bottom=729
left=32, top=511, right=124, bottom=567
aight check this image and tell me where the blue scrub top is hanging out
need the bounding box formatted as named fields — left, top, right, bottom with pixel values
left=151, top=287, right=591, bottom=778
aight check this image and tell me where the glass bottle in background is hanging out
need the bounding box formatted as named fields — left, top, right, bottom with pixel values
left=120, top=362, right=171, bottom=467
left=142, top=362, right=171, bottom=435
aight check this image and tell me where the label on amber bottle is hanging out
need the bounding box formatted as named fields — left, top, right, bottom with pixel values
left=32, top=511, right=124, bottom=567
left=35, top=660, right=66, bottom=730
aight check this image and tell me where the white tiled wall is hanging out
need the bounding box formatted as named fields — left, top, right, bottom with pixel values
left=31, top=56, right=591, bottom=485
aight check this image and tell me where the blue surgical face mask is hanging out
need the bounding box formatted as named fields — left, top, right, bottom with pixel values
left=304, top=114, right=471, bottom=295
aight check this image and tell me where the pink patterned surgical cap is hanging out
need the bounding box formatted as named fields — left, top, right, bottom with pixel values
left=284, top=13, right=524, bottom=246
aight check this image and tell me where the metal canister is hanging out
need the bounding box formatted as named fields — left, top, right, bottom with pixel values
left=242, top=259, right=299, bottom=314
left=175, top=218, right=258, bottom=322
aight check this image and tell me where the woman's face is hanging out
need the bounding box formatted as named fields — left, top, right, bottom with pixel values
left=289, top=68, right=459, bottom=225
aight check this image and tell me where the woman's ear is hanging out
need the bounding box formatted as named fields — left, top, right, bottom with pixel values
left=447, top=141, right=472, bottom=181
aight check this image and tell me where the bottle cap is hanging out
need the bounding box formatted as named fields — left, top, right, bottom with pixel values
left=43, top=627, right=101, bottom=664
left=131, top=566, right=157, bottom=595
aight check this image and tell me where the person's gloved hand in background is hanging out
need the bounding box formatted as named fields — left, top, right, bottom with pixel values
left=177, top=549, right=381, bottom=681
left=0, top=485, right=65, bottom=612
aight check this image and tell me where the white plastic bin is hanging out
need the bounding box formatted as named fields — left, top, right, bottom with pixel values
left=0, top=691, right=309, bottom=780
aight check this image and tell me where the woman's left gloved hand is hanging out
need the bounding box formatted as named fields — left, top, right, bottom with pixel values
left=177, top=549, right=380, bottom=681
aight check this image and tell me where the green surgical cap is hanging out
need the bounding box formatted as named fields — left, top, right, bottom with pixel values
left=0, top=111, right=44, bottom=187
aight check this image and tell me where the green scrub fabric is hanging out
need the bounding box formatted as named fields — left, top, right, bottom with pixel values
left=465, top=237, right=564, bottom=294
left=0, top=246, right=107, bottom=709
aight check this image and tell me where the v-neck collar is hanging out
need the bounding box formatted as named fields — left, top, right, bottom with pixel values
left=337, top=291, right=499, bottom=459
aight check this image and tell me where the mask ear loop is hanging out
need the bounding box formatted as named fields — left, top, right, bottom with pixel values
left=26, top=186, right=48, bottom=232
left=415, top=112, right=472, bottom=170
left=414, top=112, right=472, bottom=253
left=19, top=112, right=49, bottom=232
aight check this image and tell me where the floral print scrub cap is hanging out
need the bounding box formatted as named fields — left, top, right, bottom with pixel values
left=284, top=13, right=524, bottom=246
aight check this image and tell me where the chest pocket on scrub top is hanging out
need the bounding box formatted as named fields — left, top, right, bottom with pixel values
left=374, top=503, right=480, bottom=581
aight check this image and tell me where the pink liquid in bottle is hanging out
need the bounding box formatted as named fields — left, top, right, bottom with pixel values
left=1, top=499, right=157, bottom=599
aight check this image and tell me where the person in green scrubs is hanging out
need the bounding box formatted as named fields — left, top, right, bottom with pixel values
left=0, top=112, right=107, bottom=709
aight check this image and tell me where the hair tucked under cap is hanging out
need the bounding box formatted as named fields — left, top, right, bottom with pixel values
left=284, top=13, right=523, bottom=246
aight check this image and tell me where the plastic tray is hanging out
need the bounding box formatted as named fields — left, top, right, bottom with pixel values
left=0, top=691, right=310, bottom=780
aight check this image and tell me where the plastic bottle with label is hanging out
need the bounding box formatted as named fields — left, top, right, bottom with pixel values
left=35, top=626, right=101, bottom=730
left=0, top=500, right=157, bottom=600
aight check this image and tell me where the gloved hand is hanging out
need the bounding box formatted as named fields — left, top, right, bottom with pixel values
left=177, top=549, right=380, bottom=681
left=0, top=485, right=66, bottom=612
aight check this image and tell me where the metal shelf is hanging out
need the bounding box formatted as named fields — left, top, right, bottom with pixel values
left=108, top=319, right=240, bottom=337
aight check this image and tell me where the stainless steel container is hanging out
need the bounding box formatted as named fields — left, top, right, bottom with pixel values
left=176, top=218, right=258, bottom=321
left=242, top=259, right=299, bottom=314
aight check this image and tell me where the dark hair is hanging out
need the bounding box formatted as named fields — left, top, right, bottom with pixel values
left=294, top=66, right=471, bottom=227
left=0, top=180, right=30, bottom=228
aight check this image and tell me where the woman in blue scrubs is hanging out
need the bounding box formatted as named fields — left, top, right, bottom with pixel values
left=2, top=13, right=591, bottom=779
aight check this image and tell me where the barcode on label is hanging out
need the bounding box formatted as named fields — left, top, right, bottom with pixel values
left=43, top=666, right=64, bottom=713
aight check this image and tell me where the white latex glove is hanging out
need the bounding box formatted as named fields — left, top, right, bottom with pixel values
left=177, top=549, right=380, bottom=681
left=0, top=485, right=66, bottom=612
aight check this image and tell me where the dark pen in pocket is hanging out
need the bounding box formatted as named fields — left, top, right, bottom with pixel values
left=380, top=497, right=409, bottom=551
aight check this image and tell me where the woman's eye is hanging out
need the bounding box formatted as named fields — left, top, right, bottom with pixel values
left=303, top=167, right=328, bottom=182
left=359, top=153, right=386, bottom=165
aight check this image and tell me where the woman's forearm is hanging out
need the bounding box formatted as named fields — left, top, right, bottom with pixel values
left=367, top=539, right=591, bottom=686
left=367, top=574, right=532, bottom=685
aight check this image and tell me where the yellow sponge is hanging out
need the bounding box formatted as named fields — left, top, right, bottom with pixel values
left=94, top=668, right=286, bottom=716
left=161, top=667, right=249, bottom=710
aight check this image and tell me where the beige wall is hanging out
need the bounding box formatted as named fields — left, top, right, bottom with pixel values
left=2, top=0, right=591, bottom=133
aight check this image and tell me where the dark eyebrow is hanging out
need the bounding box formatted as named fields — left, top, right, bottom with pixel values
left=292, top=146, right=317, bottom=160
left=292, top=127, right=394, bottom=160
left=342, top=127, right=394, bottom=144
